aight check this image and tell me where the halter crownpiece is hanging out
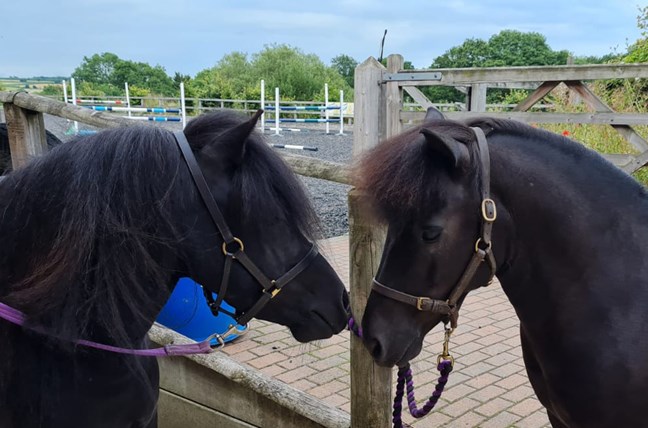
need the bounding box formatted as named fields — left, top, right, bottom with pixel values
left=172, top=130, right=320, bottom=340
left=371, top=127, right=497, bottom=330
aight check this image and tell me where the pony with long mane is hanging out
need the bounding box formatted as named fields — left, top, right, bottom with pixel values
left=0, top=110, right=349, bottom=427
left=356, top=108, right=648, bottom=427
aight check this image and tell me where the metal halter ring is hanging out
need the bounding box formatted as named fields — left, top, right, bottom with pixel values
left=222, top=237, right=245, bottom=257
left=474, top=238, right=492, bottom=253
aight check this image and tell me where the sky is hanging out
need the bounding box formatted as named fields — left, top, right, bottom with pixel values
left=0, top=0, right=643, bottom=77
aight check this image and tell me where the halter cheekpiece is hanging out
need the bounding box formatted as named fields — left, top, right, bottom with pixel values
left=371, top=127, right=497, bottom=330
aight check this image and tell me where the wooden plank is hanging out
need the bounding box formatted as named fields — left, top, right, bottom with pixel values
left=353, top=57, right=386, bottom=158
left=386, top=55, right=404, bottom=138
left=3, top=103, right=47, bottom=169
left=512, top=81, right=561, bottom=112
left=401, top=110, right=648, bottom=125
left=158, top=389, right=256, bottom=428
left=348, top=190, right=390, bottom=428
left=149, top=326, right=350, bottom=428
left=605, top=150, right=648, bottom=173
left=0, top=91, right=134, bottom=129
left=149, top=324, right=350, bottom=428
left=468, top=83, right=487, bottom=112
left=403, top=87, right=434, bottom=109
left=564, top=81, right=648, bottom=153
left=280, top=153, right=350, bottom=185
left=388, top=63, right=648, bottom=86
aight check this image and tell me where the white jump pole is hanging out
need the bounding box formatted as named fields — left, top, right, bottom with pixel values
left=325, top=83, right=330, bottom=134
left=260, top=80, right=265, bottom=133
left=62, top=80, right=68, bottom=104
left=180, top=81, right=186, bottom=129
left=124, top=82, right=132, bottom=118
left=339, top=90, right=344, bottom=135
left=71, top=77, right=79, bottom=133
left=275, top=87, right=280, bottom=136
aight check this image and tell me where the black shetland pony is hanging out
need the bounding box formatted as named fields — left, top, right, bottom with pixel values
left=356, top=108, right=648, bottom=428
left=0, top=111, right=349, bottom=428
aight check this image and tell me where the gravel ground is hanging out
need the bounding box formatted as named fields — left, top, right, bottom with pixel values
left=41, top=114, right=353, bottom=238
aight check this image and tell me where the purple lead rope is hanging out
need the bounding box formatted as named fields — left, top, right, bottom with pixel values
left=0, top=301, right=217, bottom=357
left=348, top=317, right=453, bottom=428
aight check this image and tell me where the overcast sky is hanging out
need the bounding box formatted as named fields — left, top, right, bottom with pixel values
left=1, top=0, right=643, bottom=77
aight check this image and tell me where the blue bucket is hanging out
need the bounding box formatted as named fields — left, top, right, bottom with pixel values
left=156, top=277, right=247, bottom=345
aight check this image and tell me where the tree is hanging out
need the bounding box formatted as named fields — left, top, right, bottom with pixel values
left=72, top=52, right=177, bottom=96
left=485, top=30, right=568, bottom=67
left=331, top=54, right=358, bottom=87
left=251, top=44, right=349, bottom=101
left=189, top=45, right=351, bottom=102
left=431, top=38, right=490, bottom=69
left=72, top=53, right=121, bottom=85
left=426, top=30, right=570, bottom=103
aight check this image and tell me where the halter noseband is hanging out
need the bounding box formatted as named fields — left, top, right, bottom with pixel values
left=371, top=127, right=497, bottom=329
left=173, top=131, right=319, bottom=343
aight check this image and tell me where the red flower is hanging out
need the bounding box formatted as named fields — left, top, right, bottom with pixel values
left=562, top=130, right=570, bottom=136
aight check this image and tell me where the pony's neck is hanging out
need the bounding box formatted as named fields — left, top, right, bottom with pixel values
left=488, top=132, right=648, bottom=319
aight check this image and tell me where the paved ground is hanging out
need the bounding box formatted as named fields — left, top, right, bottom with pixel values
left=222, top=235, right=551, bottom=428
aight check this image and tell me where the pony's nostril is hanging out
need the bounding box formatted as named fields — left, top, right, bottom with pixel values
left=366, top=337, right=383, bottom=360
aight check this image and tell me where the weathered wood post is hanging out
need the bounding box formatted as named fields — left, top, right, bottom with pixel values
left=2, top=93, right=48, bottom=169
left=349, top=57, right=391, bottom=428
left=385, top=54, right=404, bottom=137
left=467, top=83, right=487, bottom=112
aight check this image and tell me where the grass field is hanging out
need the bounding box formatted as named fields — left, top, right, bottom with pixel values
left=0, top=77, right=62, bottom=93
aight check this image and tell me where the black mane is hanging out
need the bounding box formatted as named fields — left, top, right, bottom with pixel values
left=355, top=120, right=479, bottom=221
left=0, top=110, right=319, bottom=349
left=356, top=117, right=646, bottom=221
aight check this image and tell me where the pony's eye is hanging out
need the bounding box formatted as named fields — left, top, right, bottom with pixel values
left=421, top=226, right=442, bottom=242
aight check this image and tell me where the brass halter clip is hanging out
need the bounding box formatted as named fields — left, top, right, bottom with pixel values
left=437, top=325, right=455, bottom=367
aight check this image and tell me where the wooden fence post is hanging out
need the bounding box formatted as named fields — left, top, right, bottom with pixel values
left=2, top=101, right=47, bottom=169
left=467, top=83, right=487, bottom=112
left=386, top=54, right=404, bottom=137
left=350, top=57, right=391, bottom=428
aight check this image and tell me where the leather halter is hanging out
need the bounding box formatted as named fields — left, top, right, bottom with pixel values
left=371, top=127, right=497, bottom=329
left=173, top=131, right=319, bottom=341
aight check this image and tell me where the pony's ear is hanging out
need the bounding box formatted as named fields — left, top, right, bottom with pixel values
left=420, top=128, right=470, bottom=171
left=424, top=106, right=445, bottom=121
left=201, top=109, right=264, bottom=167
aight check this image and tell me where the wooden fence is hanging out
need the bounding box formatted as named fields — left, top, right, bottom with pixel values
left=379, top=55, right=648, bottom=173
left=2, top=57, right=648, bottom=427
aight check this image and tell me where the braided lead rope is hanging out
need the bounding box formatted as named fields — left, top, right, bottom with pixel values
left=347, top=317, right=454, bottom=428
left=392, top=360, right=453, bottom=427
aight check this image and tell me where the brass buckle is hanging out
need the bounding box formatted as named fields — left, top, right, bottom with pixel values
left=481, top=198, right=497, bottom=222
left=416, top=297, right=426, bottom=311
left=269, top=280, right=281, bottom=298
left=222, top=237, right=245, bottom=257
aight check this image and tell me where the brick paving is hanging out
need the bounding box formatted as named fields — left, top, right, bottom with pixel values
left=221, top=235, right=550, bottom=427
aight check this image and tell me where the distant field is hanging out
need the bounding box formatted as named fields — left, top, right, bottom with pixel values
left=0, top=78, right=61, bottom=93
